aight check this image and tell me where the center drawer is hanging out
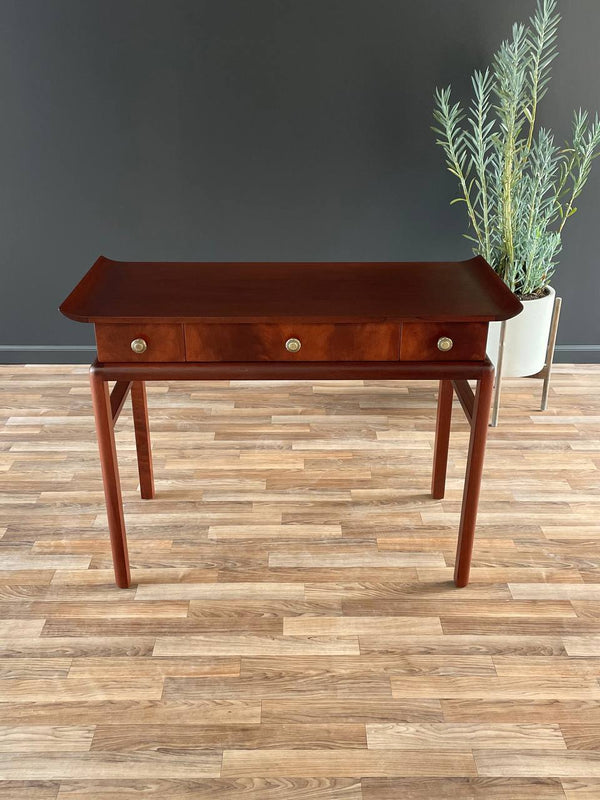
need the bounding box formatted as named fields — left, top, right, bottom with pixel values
left=184, top=323, right=400, bottom=362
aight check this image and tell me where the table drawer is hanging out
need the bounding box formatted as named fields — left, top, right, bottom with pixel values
left=400, top=322, right=488, bottom=361
left=95, top=323, right=185, bottom=362
left=185, top=323, right=400, bottom=362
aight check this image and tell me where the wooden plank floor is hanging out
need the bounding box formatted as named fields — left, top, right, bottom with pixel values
left=0, top=364, right=599, bottom=799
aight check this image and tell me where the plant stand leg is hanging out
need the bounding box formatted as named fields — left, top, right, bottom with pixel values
left=539, top=295, right=562, bottom=411
left=432, top=380, right=453, bottom=499
left=454, top=368, right=494, bottom=587
left=490, top=320, right=506, bottom=428
left=131, top=381, right=155, bottom=499
left=90, top=368, right=131, bottom=589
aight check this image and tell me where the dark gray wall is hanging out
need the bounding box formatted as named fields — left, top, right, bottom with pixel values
left=1, top=0, right=598, bottom=363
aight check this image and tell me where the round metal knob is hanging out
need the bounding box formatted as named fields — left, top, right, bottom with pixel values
left=130, top=338, right=148, bottom=354
left=437, top=336, right=454, bottom=352
left=285, top=337, right=302, bottom=353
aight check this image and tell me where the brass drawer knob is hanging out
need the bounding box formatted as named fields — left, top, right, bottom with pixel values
left=437, top=336, right=454, bottom=352
left=130, top=338, right=148, bottom=354
left=285, top=337, right=302, bottom=353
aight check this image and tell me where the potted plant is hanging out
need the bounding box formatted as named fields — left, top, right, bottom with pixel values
left=433, top=0, right=600, bottom=377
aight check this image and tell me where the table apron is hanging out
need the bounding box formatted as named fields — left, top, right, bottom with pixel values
left=91, top=359, right=494, bottom=382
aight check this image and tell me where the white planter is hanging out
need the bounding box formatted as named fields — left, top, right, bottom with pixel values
left=487, top=286, right=555, bottom=378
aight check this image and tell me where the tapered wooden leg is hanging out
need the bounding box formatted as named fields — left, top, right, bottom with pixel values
left=90, top=368, right=131, bottom=588
left=131, top=381, right=155, bottom=500
left=431, top=380, right=453, bottom=499
left=454, top=369, right=494, bottom=587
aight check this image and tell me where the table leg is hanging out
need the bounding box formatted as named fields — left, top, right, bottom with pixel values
left=431, top=380, right=453, bottom=499
left=454, top=369, right=494, bottom=587
left=90, top=367, right=131, bottom=588
left=131, top=381, right=155, bottom=500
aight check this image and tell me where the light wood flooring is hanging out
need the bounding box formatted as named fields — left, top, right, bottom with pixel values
left=0, top=363, right=599, bottom=799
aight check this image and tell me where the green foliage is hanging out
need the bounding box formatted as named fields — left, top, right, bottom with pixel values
left=433, top=0, right=600, bottom=296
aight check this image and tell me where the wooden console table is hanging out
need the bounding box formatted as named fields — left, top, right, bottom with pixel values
left=60, top=257, right=521, bottom=588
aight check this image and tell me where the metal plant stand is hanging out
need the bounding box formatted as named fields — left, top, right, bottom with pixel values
left=490, top=294, right=562, bottom=427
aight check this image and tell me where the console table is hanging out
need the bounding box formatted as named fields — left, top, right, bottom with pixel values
left=60, top=257, right=522, bottom=589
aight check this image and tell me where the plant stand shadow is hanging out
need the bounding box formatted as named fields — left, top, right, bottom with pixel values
left=490, top=294, right=562, bottom=427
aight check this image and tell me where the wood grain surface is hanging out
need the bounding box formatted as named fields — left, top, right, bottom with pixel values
left=184, top=323, right=400, bottom=362
left=0, top=363, right=599, bottom=798
left=59, top=257, right=522, bottom=324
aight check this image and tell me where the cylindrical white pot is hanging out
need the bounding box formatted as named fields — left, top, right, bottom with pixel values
left=487, top=286, right=555, bottom=378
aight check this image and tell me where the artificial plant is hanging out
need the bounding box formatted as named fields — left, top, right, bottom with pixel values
left=433, top=0, right=600, bottom=298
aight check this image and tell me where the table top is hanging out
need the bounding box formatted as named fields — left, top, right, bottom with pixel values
left=60, top=256, right=522, bottom=324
